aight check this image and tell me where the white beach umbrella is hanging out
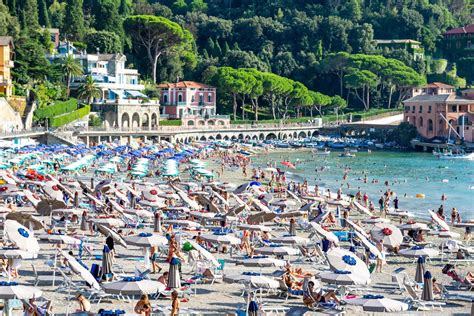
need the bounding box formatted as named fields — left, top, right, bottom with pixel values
left=0, top=282, right=42, bottom=299
left=125, top=233, right=168, bottom=247
left=346, top=220, right=370, bottom=239
left=326, top=248, right=370, bottom=278
left=176, top=190, right=200, bottom=210
left=271, top=235, right=309, bottom=245
left=103, top=278, right=166, bottom=295
left=164, top=220, right=202, bottom=229
left=399, top=246, right=439, bottom=258
left=238, top=224, right=272, bottom=232
left=186, top=240, right=219, bottom=267
left=438, top=230, right=460, bottom=239
left=43, top=182, right=64, bottom=200
left=352, top=201, right=373, bottom=216
left=237, top=257, right=286, bottom=268
left=139, top=198, right=166, bottom=208
left=4, top=220, right=40, bottom=253
left=308, top=222, right=339, bottom=244
left=97, top=224, right=128, bottom=248
left=200, top=233, right=241, bottom=245
left=60, top=250, right=100, bottom=290
left=223, top=273, right=279, bottom=289
left=353, top=231, right=383, bottom=259
left=345, top=296, right=409, bottom=312
left=363, top=217, right=390, bottom=224
left=370, top=223, right=403, bottom=247
left=123, top=208, right=154, bottom=220
left=254, top=246, right=300, bottom=256
left=398, top=222, right=430, bottom=231
left=429, top=210, right=450, bottom=231
left=39, top=234, right=82, bottom=245
left=189, top=211, right=218, bottom=219
left=0, top=248, right=37, bottom=259
left=319, top=270, right=370, bottom=286
left=91, top=217, right=125, bottom=228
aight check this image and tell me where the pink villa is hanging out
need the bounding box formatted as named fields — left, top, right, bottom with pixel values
left=403, top=83, right=474, bottom=143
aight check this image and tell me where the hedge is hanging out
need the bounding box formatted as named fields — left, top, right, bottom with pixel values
left=35, top=99, right=78, bottom=120
left=159, top=119, right=182, bottom=126
left=49, top=105, right=90, bottom=127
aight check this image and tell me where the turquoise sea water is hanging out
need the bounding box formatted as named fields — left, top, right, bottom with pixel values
left=252, top=150, right=474, bottom=220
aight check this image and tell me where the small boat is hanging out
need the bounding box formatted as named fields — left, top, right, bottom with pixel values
left=339, top=151, right=355, bottom=158
left=313, top=148, right=330, bottom=156
left=275, top=142, right=290, bottom=148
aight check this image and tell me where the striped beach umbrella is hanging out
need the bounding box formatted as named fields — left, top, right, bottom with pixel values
left=167, top=257, right=181, bottom=289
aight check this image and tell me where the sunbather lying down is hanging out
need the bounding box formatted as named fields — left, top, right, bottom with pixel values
left=303, top=281, right=341, bottom=308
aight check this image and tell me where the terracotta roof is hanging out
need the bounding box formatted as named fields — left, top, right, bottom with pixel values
left=425, top=82, right=454, bottom=89
left=404, top=93, right=473, bottom=104
left=157, top=81, right=215, bottom=89
left=444, top=24, right=474, bottom=36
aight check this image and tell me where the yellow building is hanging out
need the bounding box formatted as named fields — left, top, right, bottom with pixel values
left=0, top=36, right=14, bottom=97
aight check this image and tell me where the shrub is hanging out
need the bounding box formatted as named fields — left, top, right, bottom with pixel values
left=49, top=105, right=90, bottom=127
left=35, top=98, right=78, bottom=120
left=159, top=119, right=181, bottom=126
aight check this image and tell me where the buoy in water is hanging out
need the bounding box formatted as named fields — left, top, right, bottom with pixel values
left=442, top=179, right=449, bottom=183
left=416, top=193, right=425, bottom=198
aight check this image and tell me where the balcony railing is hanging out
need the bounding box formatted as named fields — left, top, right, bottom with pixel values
left=98, top=99, right=160, bottom=106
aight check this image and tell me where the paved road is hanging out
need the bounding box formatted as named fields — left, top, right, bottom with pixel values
left=350, top=113, right=403, bottom=125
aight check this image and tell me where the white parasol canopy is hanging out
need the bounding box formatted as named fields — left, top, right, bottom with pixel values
left=308, top=222, right=339, bottom=244
left=4, top=220, right=40, bottom=253
left=319, top=270, right=370, bottom=285
left=0, top=282, right=42, bottom=299
left=97, top=224, right=128, bottom=248
left=200, top=233, right=241, bottom=245
left=353, top=231, right=383, bottom=259
left=399, top=246, right=439, bottom=258
left=186, top=240, right=219, bottom=267
left=271, top=235, right=309, bottom=245
left=429, top=210, right=450, bottom=231
left=39, top=234, right=82, bottom=245
left=125, top=233, right=168, bottom=247
left=254, top=246, right=300, bottom=256
left=60, top=250, right=100, bottom=290
left=102, top=278, right=166, bottom=295
left=370, top=223, right=403, bottom=247
left=326, top=248, right=370, bottom=278
left=345, top=296, right=409, bottom=312
left=237, top=257, right=286, bottom=268
left=223, top=273, right=279, bottom=289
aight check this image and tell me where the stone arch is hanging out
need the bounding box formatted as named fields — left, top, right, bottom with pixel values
left=142, top=113, right=149, bottom=128
left=259, top=133, right=265, bottom=140
left=217, top=120, right=225, bottom=125
left=281, top=134, right=287, bottom=140
left=266, top=133, right=277, bottom=140
left=151, top=113, right=158, bottom=127
left=293, top=131, right=297, bottom=138
left=187, top=120, right=195, bottom=126
left=208, top=136, right=215, bottom=141
left=216, top=134, right=222, bottom=140
left=312, top=131, right=319, bottom=137
left=307, top=131, right=311, bottom=137
left=244, top=135, right=251, bottom=141
left=252, top=135, right=258, bottom=140
left=200, top=136, right=207, bottom=141
left=298, top=131, right=306, bottom=139
left=121, top=113, right=130, bottom=128
left=132, top=112, right=140, bottom=129
left=238, top=134, right=244, bottom=139
left=412, top=116, right=416, bottom=126
left=198, top=120, right=205, bottom=126
left=223, top=136, right=229, bottom=141
left=208, top=120, right=216, bottom=126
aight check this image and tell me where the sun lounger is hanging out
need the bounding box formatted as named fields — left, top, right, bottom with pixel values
left=402, top=284, right=446, bottom=311
left=448, top=258, right=473, bottom=267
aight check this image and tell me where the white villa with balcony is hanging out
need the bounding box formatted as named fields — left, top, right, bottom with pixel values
left=48, top=43, right=160, bottom=129
left=158, top=81, right=229, bottom=127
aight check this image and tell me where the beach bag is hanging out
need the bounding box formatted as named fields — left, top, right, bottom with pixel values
left=182, top=241, right=193, bottom=252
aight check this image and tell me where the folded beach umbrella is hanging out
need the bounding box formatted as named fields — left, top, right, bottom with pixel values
left=103, top=277, right=165, bottom=295
left=224, top=272, right=279, bottom=289
left=186, top=240, right=219, bottom=267
left=60, top=250, right=100, bottom=290
left=0, top=248, right=37, bottom=259
left=0, top=282, right=42, bottom=299
left=97, top=224, right=128, bottom=248
left=254, top=245, right=300, bottom=256
left=370, top=223, right=403, bottom=247
left=319, top=270, right=371, bottom=286
left=200, top=233, right=241, bottom=245
left=167, top=257, right=182, bottom=289
left=271, top=235, right=309, bottom=245
left=429, top=210, right=450, bottom=231
left=236, top=257, right=286, bottom=268
left=345, top=295, right=409, bottom=312
left=35, top=199, right=67, bottom=215
left=353, top=231, right=383, bottom=259
left=101, top=245, right=114, bottom=280
left=326, top=248, right=370, bottom=278
left=308, top=222, right=339, bottom=244
left=415, top=256, right=425, bottom=283
left=421, top=271, right=434, bottom=301
left=125, top=233, right=168, bottom=247
left=399, top=245, right=439, bottom=258
left=6, top=213, right=44, bottom=230
left=4, top=220, right=40, bottom=253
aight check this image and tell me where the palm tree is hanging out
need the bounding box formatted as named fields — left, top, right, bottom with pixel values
left=78, top=75, right=101, bottom=104
left=60, top=55, right=83, bottom=97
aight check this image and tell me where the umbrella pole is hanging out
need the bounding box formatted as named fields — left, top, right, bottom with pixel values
left=52, top=249, right=58, bottom=287
left=4, top=299, right=11, bottom=316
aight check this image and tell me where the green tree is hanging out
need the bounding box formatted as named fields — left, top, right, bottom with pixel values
left=118, top=0, right=128, bottom=15
left=23, top=0, right=40, bottom=31
left=38, top=0, right=50, bottom=27
left=78, top=75, right=101, bottom=104
left=124, top=15, right=196, bottom=83
left=13, top=36, right=51, bottom=84
left=344, top=69, right=378, bottom=110
left=62, top=0, right=85, bottom=41
left=319, top=52, right=350, bottom=96
left=340, top=0, right=362, bottom=22
left=85, top=30, right=122, bottom=53
left=93, top=0, right=123, bottom=39
left=309, top=91, right=331, bottom=117
left=190, top=0, right=207, bottom=13
left=48, top=0, right=65, bottom=29
left=89, top=114, right=103, bottom=127
left=172, top=0, right=187, bottom=14
left=57, top=55, right=83, bottom=97
left=0, top=1, right=19, bottom=37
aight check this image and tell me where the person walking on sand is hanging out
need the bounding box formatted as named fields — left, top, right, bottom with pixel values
left=134, top=294, right=151, bottom=316
left=375, top=239, right=385, bottom=273
left=170, top=290, right=180, bottom=316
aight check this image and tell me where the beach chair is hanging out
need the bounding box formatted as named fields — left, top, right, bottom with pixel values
left=21, top=297, right=53, bottom=316
left=31, top=263, right=54, bottom=287
left=402, top=284, right=446, bottom=311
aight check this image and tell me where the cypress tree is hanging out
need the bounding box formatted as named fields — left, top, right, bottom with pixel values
left=63, top=0, right=85, bottom=41
left=118, top=0, right=128, bottom=15
left=24, top=0, right=40, bottom=31
left=232, top=42, right=240, bottom=51
left=202, top=48, right=209, bottom=59
left=206, top=37, right=215, bottom=56
left=214, top=39, right=222, bottom=56
left=38, top=0, right=50, bottom=27
left=222, top=41, right=230, bottom=55
left=7, top=0, right=16, bottom=16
